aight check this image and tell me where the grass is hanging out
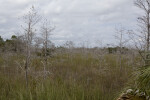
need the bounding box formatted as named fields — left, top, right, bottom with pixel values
left=0, top=51, right=140, bottom=100
left=0, top=75, right=111, bottom=100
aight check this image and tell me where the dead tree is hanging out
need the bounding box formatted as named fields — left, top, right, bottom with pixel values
left=114, top=26, right=129, bottom=72
left=22, top=6, right=41, bottom=87
left=41, top=19, right=54, bottom=79
left=34, top=37, right=43, bottom=53
left=95, top=40, right=107, bottom=70
left=134, top=0, right=150, bottom=52
left=129, top=0, right=150, bottom=66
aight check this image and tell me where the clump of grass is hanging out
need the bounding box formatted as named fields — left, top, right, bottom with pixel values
left=135, top=66, right=150, bottom=96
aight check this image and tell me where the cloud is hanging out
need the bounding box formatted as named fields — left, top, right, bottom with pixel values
left=0, top=0, right=140, bottom=46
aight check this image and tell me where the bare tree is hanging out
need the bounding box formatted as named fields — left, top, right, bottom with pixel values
left=64, top=41, right=75, bottom=49
left=129, top=0, right=150, bottom=66
left=134, top=0, right=150, bottom=52
left=41, top=19, right=55, bottom=79
left=95, top=40, right=107, bottom=70
left=22, top=6, right=41, bottom=87
left=34, top=37, right=43, bottom=53
left=114, top=26, right=129, bottom=72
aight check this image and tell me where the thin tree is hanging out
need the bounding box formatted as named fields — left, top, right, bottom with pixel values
left=41, top=19, right=55, bottom=79
left=114, top=26, right=129, bottom=72
left=129, top=0, right=150, bottom=65
left=134, top=0, right=150, bottom=52
left=22, top=6, right=41, bottom=87
left=95, top=40, right=107, bottom=70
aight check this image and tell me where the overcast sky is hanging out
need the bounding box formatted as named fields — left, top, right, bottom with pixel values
left=0, top=0, right=141, bottom=47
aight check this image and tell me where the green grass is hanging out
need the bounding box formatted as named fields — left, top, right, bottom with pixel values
left=0, top=52, right=140, bottom=100
left=0, top=75, right=113, bottom=100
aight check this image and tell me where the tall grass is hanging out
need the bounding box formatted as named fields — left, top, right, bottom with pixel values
left=0, top=51, right=140, bottom=100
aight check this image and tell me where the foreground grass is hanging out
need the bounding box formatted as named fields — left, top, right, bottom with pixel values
left=0, top=75, right=116, bottom=100
left=0, top=52, right=139, bottom=100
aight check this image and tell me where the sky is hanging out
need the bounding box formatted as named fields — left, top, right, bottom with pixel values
left=0, top=0, right=141, bottom=47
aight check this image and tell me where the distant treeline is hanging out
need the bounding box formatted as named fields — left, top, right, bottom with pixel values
left=0, top=35, right=130, bottom=55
